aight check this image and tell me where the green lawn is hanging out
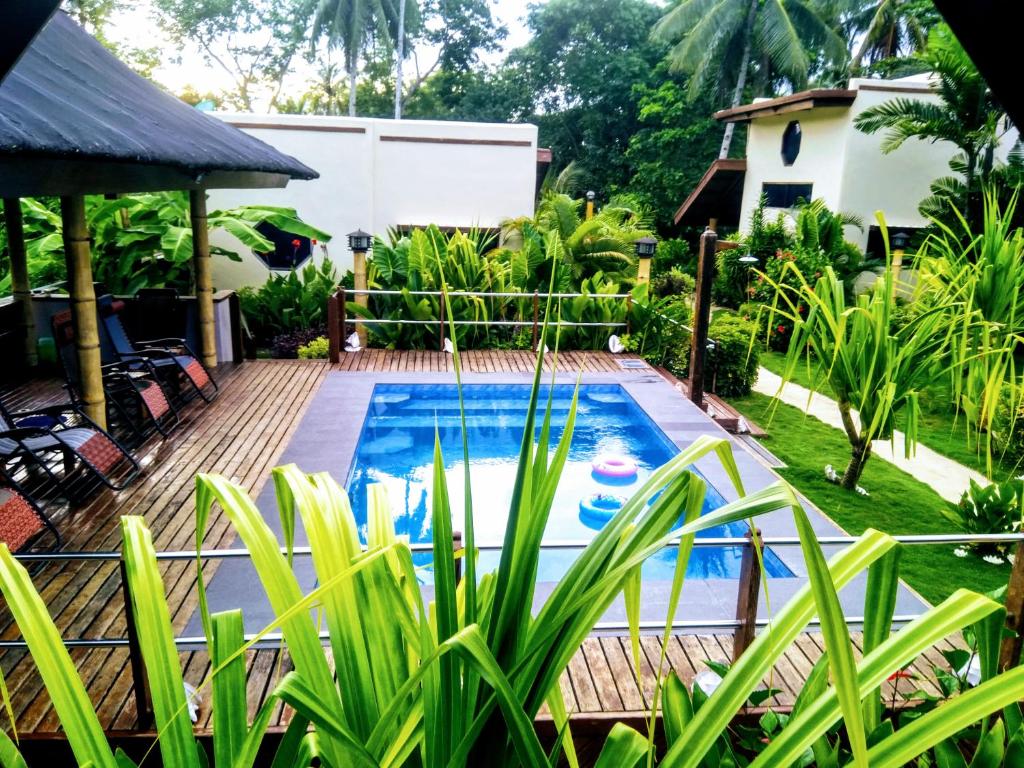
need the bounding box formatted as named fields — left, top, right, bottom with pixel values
left=730, top=390, right=1010, bottom=605
left=757, top=351, right=1018, bottom=482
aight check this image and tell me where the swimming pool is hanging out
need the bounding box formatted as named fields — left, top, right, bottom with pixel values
left=346, top=383, right=794, bottom=580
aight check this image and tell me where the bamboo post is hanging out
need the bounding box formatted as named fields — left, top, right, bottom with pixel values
left=3, top=198, right=38, bottom=367
left=532, top=291, right=540, bottom=351
left=60, top=195, right=106, bottom=428
left=689, top=227, right=717, bottom=410
left=1000, top=540, right=1024, bottom=670
left=120, top=558, right=154, bottom=728
left=585, top=191, right=595, bottom=220
left=732, top=528, right=762, bottom=663
left=353, top=250, right=368, bottom=347
left=328, top=289, right=340, bottom=363
left=189, top=190, right=217, bottom=369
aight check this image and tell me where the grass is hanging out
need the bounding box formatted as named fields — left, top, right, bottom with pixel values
left=758, top=350, right=1021, bottom=482
left=730, top=389, right=1010, bottom=605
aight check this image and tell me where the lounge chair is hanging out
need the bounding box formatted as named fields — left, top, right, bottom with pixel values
left=52, top=310, right=179, bottom=441
left=98, top=295, right=218, bottom=404
left=0, top=395, right=140, bottom=501
left=0, top=470, right=60, bottom=555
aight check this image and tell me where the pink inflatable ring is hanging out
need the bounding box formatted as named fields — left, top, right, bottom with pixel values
left=591, top=454, right=638, bottom=480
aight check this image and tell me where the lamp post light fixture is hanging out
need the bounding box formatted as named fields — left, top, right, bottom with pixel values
left=634, top=235, right=658, bottom=285
left=889, top=230, right=910, bottom=304
left=348, top=229, right=373, bottom=346
left=738, top=252, right=759, bottom=298
left=585, top=190, right=596, bottom=220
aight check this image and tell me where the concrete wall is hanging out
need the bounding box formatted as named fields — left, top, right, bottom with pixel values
left=206, top=115, right=539, bottom=289
left=739, top=106, right=850, bottom=233
left=736, top=78, right=1019, bottom=250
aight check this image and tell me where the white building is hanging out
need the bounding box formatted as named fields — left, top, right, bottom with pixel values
left=674, top=76, right=1017, bottom=255
left=207, top=115, right=546, bottom=289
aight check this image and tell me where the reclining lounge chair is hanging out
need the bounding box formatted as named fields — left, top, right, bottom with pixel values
left=0, top=470, right=60, bottom=555
left=98, top=295, right=218, bottom=404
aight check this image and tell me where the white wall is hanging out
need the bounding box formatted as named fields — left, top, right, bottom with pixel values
left=739, top=107, right=850, bottom=233
left=206, top=114, right=539, bottom=289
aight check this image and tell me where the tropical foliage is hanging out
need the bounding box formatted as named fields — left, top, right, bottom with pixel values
left=854, top=24, right=1015, bottom=232
left=2, top=278, right=1024, bottom=766
left=758, top=217, right=1003, bottom=491
left=941, top=477, right=1024, bottom=563
left=0, top=193, right=331, bottom=297
left=913, top=192, right=1024, bottom=437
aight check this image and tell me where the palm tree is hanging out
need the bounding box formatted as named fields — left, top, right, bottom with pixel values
left=853, top=25, right=1009, bottom=230
left=652, top=0, right=846, bottom=159
left=844, top=0, right=934, bottom=73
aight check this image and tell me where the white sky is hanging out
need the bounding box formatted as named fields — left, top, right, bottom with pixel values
left=104, top=0, right=534, bottom=108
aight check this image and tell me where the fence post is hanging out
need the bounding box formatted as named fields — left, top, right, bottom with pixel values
left=626, top=293, right=632, bottom=335
left=439, top=289, right=447, bottom=351
left=689, top=227, right=717, bottom=410
left=732, top=528, right=762, bottom=663
left=120, top=558, right=154, bottom=729
left=1000, top=540, right=1024, bottom=670
left=328, top=289, right=340, bottom=363
left=453, top=530, right=463, bottom=583
left=340, top=288, right=348, bottom=348
left=532, top=291, right=540, bottom=351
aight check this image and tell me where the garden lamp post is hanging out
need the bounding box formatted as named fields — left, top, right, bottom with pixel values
left=586, top=190, right=595, bottom=220
left=890, top=230, right=910, bottom=304
left=739, top=252, right=759, bottom=299
left=348, top=229, right=372, bottom=347
left=634, top=236, right=657, bottom=285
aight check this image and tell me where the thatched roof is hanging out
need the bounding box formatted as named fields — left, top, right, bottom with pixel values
left=0, top=12, right=318, bottom=197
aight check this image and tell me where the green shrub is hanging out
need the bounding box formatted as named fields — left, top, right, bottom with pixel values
left=651, top=267, right=695, bottom=298
left=652, top=237, right=694, bottom=276
left=297, top=335, right=330, bottom=359
left=238, top=258, right=340, bottom=347
left=667, top=311, right=760, bottom=397
left=993, top=391, right=1024, bottom=465
left=940, top=477, right=1024, bottom=562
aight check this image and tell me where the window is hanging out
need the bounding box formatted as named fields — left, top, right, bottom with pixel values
left=252, top=221, right=314, bottom=271
left=781, top=121, right=802, bottom=165
left=761, top=183, right=813, bottom=209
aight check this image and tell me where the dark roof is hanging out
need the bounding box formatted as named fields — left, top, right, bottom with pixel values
left=714, top=89, right=857, bottom=123
left=673, top=159, right=746, bottom=228
left=0, top=12, right=317, bottom=198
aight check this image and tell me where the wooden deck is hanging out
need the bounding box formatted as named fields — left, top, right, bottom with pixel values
left=0, top=354, right=958, bottom=747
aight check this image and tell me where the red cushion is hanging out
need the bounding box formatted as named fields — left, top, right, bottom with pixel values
left=0, top=488, right=43, bottom=552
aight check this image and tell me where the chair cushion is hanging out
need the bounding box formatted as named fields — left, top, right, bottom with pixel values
left=0, top=487, right=43, bottom=552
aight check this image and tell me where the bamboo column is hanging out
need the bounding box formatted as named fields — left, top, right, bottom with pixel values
left=189, top=190, right=218, bottom=369
left=60, top=195, right=106, bottom=428
left=2, top=198, right=38, bottom=367
left=353, top=248, right=368, bottom=347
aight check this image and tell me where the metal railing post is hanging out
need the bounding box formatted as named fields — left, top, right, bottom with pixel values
left=1000, top=540, right=1024, bottom=670
left=340, top=288, right=348, bottom=348
left=532, top=291, right=539, bottom=351
left=119, top=557, right=154, bottom=728
left=439, top=289, right=447, bottom=351
left=453, top=530, right=463, bottom=583
left=732, top=528, right=762, bottom=663
left=327, top=289, right=340, bottom=363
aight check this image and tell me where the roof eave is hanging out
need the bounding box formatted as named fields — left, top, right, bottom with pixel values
left=714, top=89, right=857, bottom=123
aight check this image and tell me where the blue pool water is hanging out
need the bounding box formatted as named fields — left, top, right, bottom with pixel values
left=346, top=384, right=794, bottom=580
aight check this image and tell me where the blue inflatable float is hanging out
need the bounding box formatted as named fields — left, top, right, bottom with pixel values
left=579, top=492, right=628, bottom=529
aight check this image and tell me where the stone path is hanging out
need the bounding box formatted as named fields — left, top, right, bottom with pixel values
left=753, top=367, right=988, bottom=503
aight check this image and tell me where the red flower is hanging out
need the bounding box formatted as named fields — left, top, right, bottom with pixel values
left=291, top=238, right=301, bottom=247
left=776, top=325, right=786, bottom=333
left=311, top=238, right=318, bottom=245
left=887, top=669, right=914, bottom=681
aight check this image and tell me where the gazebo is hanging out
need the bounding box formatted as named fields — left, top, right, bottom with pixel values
left=0, top=11, right=317, bottom=427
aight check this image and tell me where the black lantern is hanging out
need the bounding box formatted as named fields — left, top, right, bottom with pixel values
left=891, top=230, right=910, bottom=251
left=347, top=229, right=372, bottom=252
left=634, top=236, right=658, bottom=259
